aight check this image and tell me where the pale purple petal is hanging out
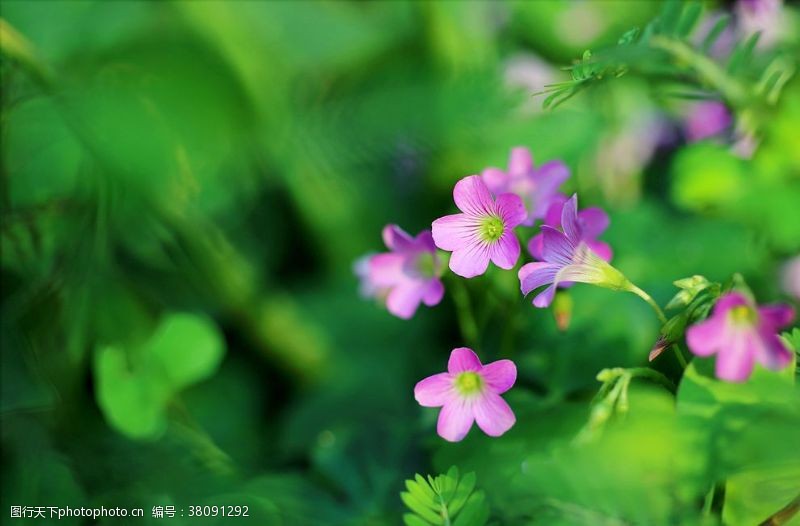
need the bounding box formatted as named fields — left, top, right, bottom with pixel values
left=473, top=391, right=515, bottom=437
left=449, top=243, right=491, bottom=278
left=448, top=347, right=482, bottom=373
left=432, top=214, right=478, bottom=251
left=715, top=333, right=755, bottom=382
left=519, top=262, right=559, bottom=295
left=382, top=224, right=416, bottom=252
left=414, top=373, right=455, bottom=407
left=535, top=159, right=570, bottom=187
left=508, top=147, right=534, bottom=176
left=527, top=233, right=545, bottom=260
left=489, top=232, right=520, bottom=270
left=495, top=192, right=527, bottom=227
left=713, top=292, right=749, bottom=315
left=480, top=360, right=517, bottom=394
left=533, top=284, right=558, bottom=308
left=437, top=399, right=475, bottom=442
left=754, top=330, right=793, bottom=370
left=386, top=284, right=424, bottom=319
left=543, top=194, right=568, bottom=227
left=422, top=279, right=445, bottom=307
left=369, top=253, right=406, bottom=287
left=540, top=226, right=575, bottom=265
left=586, top=239, right=613, bottom=262
left=554, top=262, right=607, bottom=287
left=560, top=194, right=581, bottom=243
left=686, top=315, right=729, bottom=357
left=758, top=304, right=795, bottom=328
left=481, top=167, right=509, bottom=194
left=578, top=207, right=610, bottom=238
left=453, top=175, right=494, bottom=216
left=414, top=230, right=437, bottom=252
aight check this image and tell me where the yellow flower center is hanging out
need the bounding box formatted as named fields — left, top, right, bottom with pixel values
left=454, top=371, right=483, bottom=395
left=480, top=216, right=504, bottom=242
left=729, top=305, right=757, bottom=325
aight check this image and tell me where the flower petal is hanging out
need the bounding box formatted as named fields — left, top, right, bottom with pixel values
left=519, top=262, right=559, bottom=295
left=578, top=207, right=610, bottom=238
left=414, top=373, right=455, bottom=407
left=422, top=279, right=445, bottom=307
left=369, top=253, right=406, bottom=287
left=560, top=194, right=581, bottom=243
left=540, top=226, right=575, bottom=265
left=535, top=159, right=570, bottom=187
left=585, top=239, right=613, bottom=262
left=448, top=347, right=482, bottom=373
left=480, top=360, right=517, bottom=394
left=686, top=314, right=728, bottom=357
left=437, top=399, right=475, bottom=442
left=489, top=232, right=520, bottom=270
left=473, top=392, right=515, bottom=437
left=432, top=214, right=478, bottom=251
left=527, top=233, right=545, bottom=261
left=382, top=224, right=415, bottom=252
left=386, top=284, right=424, bottom=319
left=542, top=194, right=568, bottom=228
left=758, top=304, right=795, bottom=328
left=753, top=330, right=793, bottom=370
left=449, top=243, right=491, bottom=278
left=713, top=292, right=749, bottom=315
left=533, top=283, right=557, bottom=308
left=453, top=175, right=494, bottom=216
left=414, top=229, right=437, bottom=252
left=481, top=167, right=509, bottom=195
left=715, top=332, right=755, bottom=382
left=495, top=192, right=527, bottom=228
left=508, top=147, right=533, bottom=176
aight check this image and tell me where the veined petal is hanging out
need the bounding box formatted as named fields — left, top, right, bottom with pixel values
left=715, top=332, right=755, bottom=382
left=495, top=192, right=527, bottom=228
left=414, top=373, right=455, bottom=407
left=490, top=232, right=520, bottom=270
left=543, top=194, right=568, bottom=227
left=527, top=233, right=545, bottom=261
left=473, top=392, right=515, bottom=437
left=437, top=399, right=475, bottom=442
left=578, top=207, right=610, bottom=238
left=432, top=214, right=479, bottom=251
left=449, top=242, right=491, bottom=278
left=369, top=253, right=406, bottom=287
left=519, top=262, right=559, bottom=295
left=480, top=360, right=517, bottom=394
left=453, top=175, right=494, bottom=216
left=541, top=226, right=575, bottom=265
left=554, top=262, right=607, bottom=287
left=758, top=304, right=795, bottom=328
left=386, top=283, right=425, bottom=319
left=508, top=147, right=534, bottom=176
left=533, top=284, right=557, bottom=308
left=585, top=239, right=613, bottom=262
left=448, top=347, right=482, bottom=373
left=686, top=314, right=729, bottom=357
left=422, top=279, right=445, bottom=307
left=560, top=194, right=581, bottom=243
left=481, top=167, right=509, bottom=195
left=382, top=224, right=416, bottom=252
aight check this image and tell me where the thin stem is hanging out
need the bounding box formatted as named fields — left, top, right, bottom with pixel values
left=448, top=277, right=479, bottom=349
left=702, top=484, right=715, bottom=516
left=672, top=343, right=689, bottom=369
left=627, top=284, right=668, bottom=324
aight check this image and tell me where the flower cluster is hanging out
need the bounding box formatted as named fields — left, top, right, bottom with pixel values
left=356, top=146, right=797, bottom=442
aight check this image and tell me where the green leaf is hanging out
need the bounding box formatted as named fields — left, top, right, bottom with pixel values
left=676, top=2, right=702, bottom=38
left=727, top=32, right=761, bottom=75
left=401, top=492, right=443, bottom=525
left=448, top=471, right=476, bottom=516
left=401, top=467, right=489, bottom=526
left=452, top=491, right=489, bottom=526
left=94, top=312, right=225, bottom=439
left=404, top=514, right=434, bottom=526
left=701, top=14, right=731, bottom=53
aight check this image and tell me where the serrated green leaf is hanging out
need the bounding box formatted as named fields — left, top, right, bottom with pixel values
left=401, top=492, right=443, bottom=525
left=452, top=491, right=489, bottom=526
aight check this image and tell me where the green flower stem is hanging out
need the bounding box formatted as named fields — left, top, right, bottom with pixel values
left=448, top=276, right=479, bottom=349
left=672, top=343, right=689, bottom=369
left=627, top=283, right=668, bottom=324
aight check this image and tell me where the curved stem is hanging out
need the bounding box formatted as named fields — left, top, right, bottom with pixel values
left=448, top=277, right=479, bottom=349
left=627, top=283, right=668, bottom=324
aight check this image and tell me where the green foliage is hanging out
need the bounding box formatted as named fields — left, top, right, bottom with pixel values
left=401, top=467, right=489, bottom=526
left=94, top=313, right=225, bottom=439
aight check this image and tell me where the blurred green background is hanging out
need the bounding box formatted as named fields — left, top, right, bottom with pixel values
left=2, top=1, right=799, bottom=524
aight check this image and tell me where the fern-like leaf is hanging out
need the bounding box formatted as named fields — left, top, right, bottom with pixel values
left=401, top=466, right=489, bottom=526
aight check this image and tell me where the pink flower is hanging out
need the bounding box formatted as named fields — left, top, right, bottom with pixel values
left=481, top=147, right=569, bottom=225
left=432, top=176, right=526, bottom=278
left=684, top=101, right=732, bottom=142
left=519, top=194, right=629, bottom=308
left=686, top=292, right=795, bottom=382
left=414, top=348, right=517, bottom=442
left=527, top=193, right=613, bottom=263
left=364, top=225, right=444, bottom=319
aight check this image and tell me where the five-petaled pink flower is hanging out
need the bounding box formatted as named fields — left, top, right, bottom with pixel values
left=365, top=225, right=444, bottom=319
left=686, top=292, right=795, bottom=382
left=415, top=348, right=516, bottom=442
left=528, top=193, right=613, bottom=263
left=482, top=147, right=570, bottom=225
left=432, top=176, right=526, bottom=278
left=519, top=194, right=628, bottom=308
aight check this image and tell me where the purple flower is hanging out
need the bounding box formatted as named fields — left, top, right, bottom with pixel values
left=481, top=147, right=569, bottom=225
left=684, top=101, right=732, bottom=142
left=519, top=194, right=629, bottom=308
left=432, top=176, right=527, bottom=278
left=414, top=347, right=516, bottom=442
left=686, top=292, right=795, bottom=382
left=365, top=225, right=444, bottom=319
left=528, top=193, right=613, bottom=263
